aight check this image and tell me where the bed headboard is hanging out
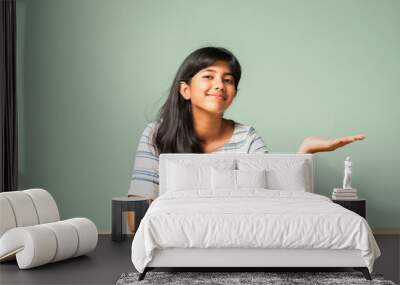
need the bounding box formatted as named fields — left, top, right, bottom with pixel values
left=159, top=153, right=314, bottom=196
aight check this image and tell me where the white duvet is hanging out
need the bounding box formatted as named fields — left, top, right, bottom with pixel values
left=131, top=190, right=380, bottom=273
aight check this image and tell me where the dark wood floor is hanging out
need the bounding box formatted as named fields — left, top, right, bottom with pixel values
left=1, top=235, right=398, bottom=284
left=0, top=235, right=134, bottom=285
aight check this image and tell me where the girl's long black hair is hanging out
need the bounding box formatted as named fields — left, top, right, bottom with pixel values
left=153, top=47, right=242, bottom=154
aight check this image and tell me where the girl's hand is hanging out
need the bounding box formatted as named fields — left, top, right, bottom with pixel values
left=297, top=134, right=366, bottom=154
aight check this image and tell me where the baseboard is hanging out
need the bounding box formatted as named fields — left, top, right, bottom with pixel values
left=372, top=228, right=400, bottom=235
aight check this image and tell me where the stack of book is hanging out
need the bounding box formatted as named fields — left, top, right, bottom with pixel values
left=332, top=188, right=358, bottom=200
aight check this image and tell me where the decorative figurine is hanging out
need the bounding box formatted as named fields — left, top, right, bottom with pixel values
left=333, top=156, right=357, bottom=200
left=342, top=156, right=352, bottom=189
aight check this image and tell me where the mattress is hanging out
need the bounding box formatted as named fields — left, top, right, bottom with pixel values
left=131, top=190, right=380, bottom=273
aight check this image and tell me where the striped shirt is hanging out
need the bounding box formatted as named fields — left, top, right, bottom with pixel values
left=127, top=121, right=268, bottom=198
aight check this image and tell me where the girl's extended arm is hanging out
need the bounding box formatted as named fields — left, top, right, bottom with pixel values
left=297, top=134, right=366, bottom=154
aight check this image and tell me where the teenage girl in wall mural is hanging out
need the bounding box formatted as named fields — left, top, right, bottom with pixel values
left=126, top=47, right=365, bottom=231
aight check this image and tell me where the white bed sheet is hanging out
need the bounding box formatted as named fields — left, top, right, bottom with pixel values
left=131, top=190, right=380, bottom=273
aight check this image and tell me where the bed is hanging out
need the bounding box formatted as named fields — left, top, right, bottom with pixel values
left=131, top=154, right=380, bottom=281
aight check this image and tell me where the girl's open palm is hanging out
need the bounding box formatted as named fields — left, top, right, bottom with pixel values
left=298, top=134, right=366, bottom=154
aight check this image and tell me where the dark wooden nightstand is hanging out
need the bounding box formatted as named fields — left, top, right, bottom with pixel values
left=332, top=198, right=366, bottom=218
left=111, top=196, right=150, bottom=242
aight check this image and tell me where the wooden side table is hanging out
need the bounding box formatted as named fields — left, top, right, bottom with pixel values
left=332, top=198, right=366, bottom=218
left=112, top=196, right=150, bottom=242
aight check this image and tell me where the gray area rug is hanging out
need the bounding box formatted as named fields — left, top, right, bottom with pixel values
left=116, top=271, right=396, bottom=285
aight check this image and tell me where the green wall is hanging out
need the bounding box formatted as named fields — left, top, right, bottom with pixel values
left=16, top=0, right=400, bottom=230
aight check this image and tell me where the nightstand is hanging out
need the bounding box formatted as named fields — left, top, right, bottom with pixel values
left=111, top=196, right=150, bottom=242
left=332, top=198, right=366, bottom=218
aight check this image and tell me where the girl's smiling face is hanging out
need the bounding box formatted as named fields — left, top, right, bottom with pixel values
left=179, top=61, right=237, bottom=115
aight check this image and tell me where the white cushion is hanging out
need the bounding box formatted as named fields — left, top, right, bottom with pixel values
left=237, top=169, right=267, bottom=189
left=267, top=161, right=308, bottom=191
left=159, top=154, right=313, bottom=194
left=23, top=189, right=60, bottom=223
left=0, top=225, right=57, bottom=269
left=0, top=196, right=17, bottom=237
left=167, top=163, right=211, bottom=191
left=0, top=191, right=39, bottom=227
left=211, top=168, right=236, bottom=190
left=0, top=189, right=60, bottom=231
left=238, top=158, right=310, bottom=191
left=211, top=168, right=267, bottom=190
left=64, top=218, right=98, bottom=257
left=42, top=221, right=79, bottom=262
left=0, top=189, right=97, bottom=269
left=165, top=159, right=235, bottom=193
left=0, top=218, right=97, bottom=269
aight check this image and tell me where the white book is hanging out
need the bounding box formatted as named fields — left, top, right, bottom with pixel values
left=332, top=193, right=358, bottom=197
left=333, top=188, right=357, bottom=193
left=334, top=190, right=357, bottom=194
left=332, top=194, right=359, bottom=200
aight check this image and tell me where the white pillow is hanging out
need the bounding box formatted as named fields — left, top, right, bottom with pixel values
left=211, top=168, right=267, bottom=190
left=266, top=162, right=307, bottom=191
left=167, top=163, right=210, bottom=191
left=238, top=159, right=309, bottom=191
left=211, top=168, right=236, bottom=190
left=237, top=169, right=267, bottom=188
left=167, top=160, right=236, bottom=192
